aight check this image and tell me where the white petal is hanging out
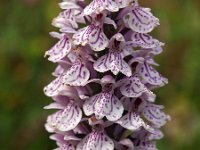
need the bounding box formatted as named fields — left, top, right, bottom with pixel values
left=83, top=91, right=124, bottom=121
left=44, top=102, right=65, bottom=110
left=63, top=60, right=90, bottom=86
left=59, top=1, right=80, bottom=10
left=131, top=32, right=164, bottom=49
left=104, top=17, right=117, bottom=29
left=116, top=112, right=153, bottom=131
left=125, top=5, right=159, bottom=33
left=148, top=129, right=164, bottom=140
left=120, top=75, right=150, bottom=98
left=43, top=76, right=66, bottom=97
left=134, top=141, right=157, bottom=150
left=83, top=0, right=118, bottom=16
left=77, top=131, right=114, bottom=150
left=137, top=63, right=168, bottom=86
left=52, top=10, right=78, bottom=29
left=83, top=94, right=100, bottom=116
left=73, top=24, right=108, bottom=51
left=119, top=139, right=134, bottom=149
left=45, top=34, right=72, bottom=62
left=94, top=92, right=124, bottom=121
left=142, top=103, right=170, bottom=127
left=45, top=101, right=82, bottom=132
left=116, top=0, right=132, bottom=8
left=94, top=51, right=132, bottom=76
left=55, top=143, right=75, bottom=150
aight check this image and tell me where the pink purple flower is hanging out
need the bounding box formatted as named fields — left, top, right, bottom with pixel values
left=44, top=0, right=170, bottom=149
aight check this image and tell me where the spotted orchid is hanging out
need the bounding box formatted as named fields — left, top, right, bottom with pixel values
left=44, top=0, right=170, bottom=149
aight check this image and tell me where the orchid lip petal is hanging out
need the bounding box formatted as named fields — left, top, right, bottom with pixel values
left=45, top=34, right=72, bottom=63
left=142, top=103, right=170, bottom=127
left=45, top=101, right=82, bottom=132
left=83, top=0, right=119, bottom=16
left=73, top=24, right=108, bottom=51
left=94, top=51, right=132, bottom=77
left=131, top=32, right=164, bottom=49
left=120, top=74, right=153, bottom=98
left=137, top=62, right=168, bottom=86
left=116, top=112, right=153, bottom=132
left=77, top=130, right=114, bottom=150
left=124, top=4, right=160, bottom=33
left=83, top=91, right=124, bottom=121
left=63, top=60, right=90, bottom=86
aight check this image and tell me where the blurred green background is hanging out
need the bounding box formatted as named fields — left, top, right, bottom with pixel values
left=0, top=0, right=200, bottom=149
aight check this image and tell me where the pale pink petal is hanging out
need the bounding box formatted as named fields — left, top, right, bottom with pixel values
left=125, top=5, right=159, bottom=33
left=45, top=34, right=72, bottom=62
left=73, top=24, right=108, bottom=51
left=43, top=76, right=67, bottom=97
left=95, top=92, right=124, bottom=121
left=83, top=0, right=118, bottom=16
left=148, top=129, right=164, bottom=140
left=119, top=139, right=134, bottom=149
left=131, top=32, right=164, bottom=49
left=83, top=94, right=100, bottom=116
left=120, top=75, right=151, bottom=98
left=45, top=101, right=82, bottom=132
left=116, top=112, right=153, bottom=132
left=94, top=51, right=132, bottom=76
left=77, top=131, right=114, bottom=150
left=137, top=62, right=168, bottom=86
left=134, top=141, right=157, bottom=150
left=150, top=46, right=163, bottom=55
left=55, top=143, right=75, bottom=150
left=44, top=102, right=65, bottom=110
left=116, top=0, right=133, bottom=8
left=59, top=1, right=80, bottom=10
left=142, top=103, right=170, bottom=127
left=104, top=17, right=117, bottom=29
left=83, top=91, right=124, bottom=121
left=52, top=10, right=78, bottom=29
left=63, top=60, right=90, bottom=86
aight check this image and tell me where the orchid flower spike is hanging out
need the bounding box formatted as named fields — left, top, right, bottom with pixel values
left=44, top=0, right=170, bottom=149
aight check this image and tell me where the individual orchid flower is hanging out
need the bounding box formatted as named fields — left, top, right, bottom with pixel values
left=83, top=83, right=124, bottom=121
left=45, top=100, right=82, bottom=132
left=142, top=103, right=171, bottom=128
left=121, top=2, right=159, bottom=33
left=128, top=55, right=168, bottom=86
left=116, top=111, right=153, bottom=132
left=130, top=32, right=165, bottom=49
left=44, top=0, right=169, bottom=149
left=63, top=59, right=90, bottom=86
left=136, top=61, right=168, bottom=86
left=73, top=12, right=117, bottom=51
left=53, top=0, right=85, bottom=32
left=119, top=74, right=155, bottom=101
left=45, top=32, right=72, bottom=63
left=43, top=75, right=67, bottom=97
left=52, top=10, right=79, bottom=30
left=94, top=33, right=132, bottom=76
left=77, top=129, right=114, bottom=150
left=83, top=0, right=119, bottom=16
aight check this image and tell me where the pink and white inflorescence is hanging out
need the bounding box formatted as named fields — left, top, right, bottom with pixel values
left=44, top=0, right=170, bottom=149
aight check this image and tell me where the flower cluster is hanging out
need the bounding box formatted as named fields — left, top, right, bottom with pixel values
left=44, top=0, right=170, bottom=149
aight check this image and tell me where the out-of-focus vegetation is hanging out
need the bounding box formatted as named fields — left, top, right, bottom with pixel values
left=0, top=0, right=200, bottom=149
